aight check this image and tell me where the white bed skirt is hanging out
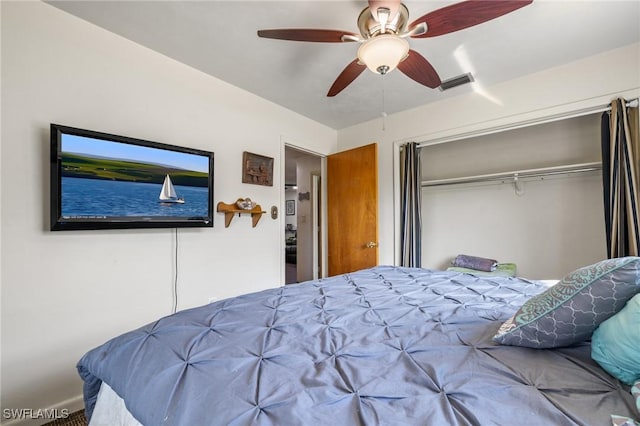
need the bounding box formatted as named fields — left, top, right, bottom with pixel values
left=90, top=383, right=142, bottom=426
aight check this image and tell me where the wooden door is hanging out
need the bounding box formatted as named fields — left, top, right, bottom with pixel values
left=327, top=143, right=378, bottom=276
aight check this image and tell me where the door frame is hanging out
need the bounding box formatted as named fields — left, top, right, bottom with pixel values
left=311, top=173, right=322, bottom=280
left=281, top=138, right=327, bottom=284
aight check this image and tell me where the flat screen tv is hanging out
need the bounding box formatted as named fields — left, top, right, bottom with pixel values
left=50, top=124, right=214, bottom=231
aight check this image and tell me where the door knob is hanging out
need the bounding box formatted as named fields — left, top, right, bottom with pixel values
left=365, top=241, right=378, bottom=248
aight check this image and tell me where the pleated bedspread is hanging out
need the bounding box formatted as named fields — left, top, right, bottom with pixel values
left=78, top=266, right=636, bottom=425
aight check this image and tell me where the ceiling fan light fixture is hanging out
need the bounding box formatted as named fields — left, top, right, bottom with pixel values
left=357, top=35, right=409, bottom=75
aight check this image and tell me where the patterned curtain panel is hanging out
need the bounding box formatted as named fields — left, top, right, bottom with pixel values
left=601, top=98, right=640, bottom=258
left=400, top=142, right=422, bottom=267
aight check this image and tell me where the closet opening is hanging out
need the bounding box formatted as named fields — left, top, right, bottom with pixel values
left=415, top=112, right=607, bottom=279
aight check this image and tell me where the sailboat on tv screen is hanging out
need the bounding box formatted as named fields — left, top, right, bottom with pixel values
left=159, top=174, right=184, bottom=204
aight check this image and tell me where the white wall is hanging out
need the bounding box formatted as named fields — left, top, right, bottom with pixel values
left=0, top=2, right=336, bottom=423
left=423, top=173, right=606, bottom=279
left=337, top=42, right=640, bottom=273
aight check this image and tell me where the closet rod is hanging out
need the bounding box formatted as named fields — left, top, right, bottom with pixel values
left=606, top=98, right=639, bottom=110
left=421, top=162, right=602, bottom=188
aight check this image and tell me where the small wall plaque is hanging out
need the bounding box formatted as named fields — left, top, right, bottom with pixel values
left=298, top=192, right=310, bottom=201
left=242, top=151, right=273, bottom=186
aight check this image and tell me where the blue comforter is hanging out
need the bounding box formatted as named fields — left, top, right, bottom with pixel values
left=78, top=266, right=637, bottom=425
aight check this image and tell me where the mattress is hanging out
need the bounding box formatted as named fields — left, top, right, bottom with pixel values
left=78, top=266, right=637, bottom=425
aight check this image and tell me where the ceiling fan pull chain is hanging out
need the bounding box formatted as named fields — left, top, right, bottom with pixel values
left=381, top=86, right=387, bottom=131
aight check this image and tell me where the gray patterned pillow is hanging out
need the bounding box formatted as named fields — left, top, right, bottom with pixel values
left=493, top=257, right=640, bottom=348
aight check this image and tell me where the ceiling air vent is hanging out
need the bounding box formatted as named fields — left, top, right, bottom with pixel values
left=439, top=73, right=474, bottom=91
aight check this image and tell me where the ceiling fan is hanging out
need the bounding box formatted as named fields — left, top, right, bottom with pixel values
left=258, top=0, right=532, bottom=97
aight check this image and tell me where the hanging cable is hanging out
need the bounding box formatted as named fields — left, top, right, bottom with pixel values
left=381, top=83, right=387, bottom=131
left=172, top=228, right=179, bottom=314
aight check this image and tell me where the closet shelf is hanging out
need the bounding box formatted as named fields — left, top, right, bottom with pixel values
left=217, top=200, right=266, bottom=228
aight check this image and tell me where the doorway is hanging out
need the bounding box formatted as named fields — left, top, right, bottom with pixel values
left=284, top=146, right=322, bottom=284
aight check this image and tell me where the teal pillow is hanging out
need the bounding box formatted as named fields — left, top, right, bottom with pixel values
left=494, top=257, right=640, bottom=348
left=591, top=294, right=640, bottom=386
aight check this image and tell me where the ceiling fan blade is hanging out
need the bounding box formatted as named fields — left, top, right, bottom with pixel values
left=327, top=59, right=367, bottom=97
left=410, top=0, right=533, bottom=38
left=257, top=29, right=359, bottom=43
left=397, top=50, right=442, bottom=89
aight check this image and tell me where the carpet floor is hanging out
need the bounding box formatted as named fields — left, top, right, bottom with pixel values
left=42, top=410, right=87, bottom=426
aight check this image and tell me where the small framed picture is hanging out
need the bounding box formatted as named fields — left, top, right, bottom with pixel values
left=242, top=151, right=273, bottom=186
left=286, top=200, right=295, bottom=215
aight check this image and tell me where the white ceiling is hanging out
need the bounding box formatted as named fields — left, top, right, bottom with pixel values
left=48, top=1, right=640, bottom=130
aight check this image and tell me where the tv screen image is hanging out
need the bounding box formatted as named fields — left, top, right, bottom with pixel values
left=50, top=124, right=214, bottom=230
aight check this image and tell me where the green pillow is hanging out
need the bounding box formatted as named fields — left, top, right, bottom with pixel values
left=591, top=294, right=640, bottom=385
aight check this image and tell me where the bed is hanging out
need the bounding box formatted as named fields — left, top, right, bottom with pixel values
left=78, top=264, right=640, bottom=426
